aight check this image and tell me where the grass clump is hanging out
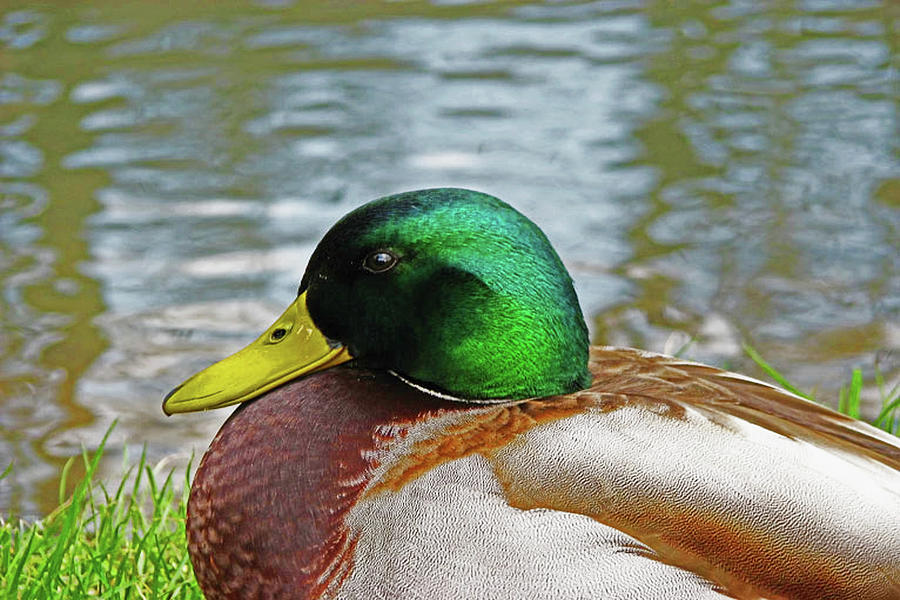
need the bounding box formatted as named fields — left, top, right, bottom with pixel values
left=0, top=427, right=202, bottom=599
left=743, top=343, right=899, bottom=437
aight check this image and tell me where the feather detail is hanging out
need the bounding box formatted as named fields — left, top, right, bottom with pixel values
left=188, top=351, right=900, bottom=600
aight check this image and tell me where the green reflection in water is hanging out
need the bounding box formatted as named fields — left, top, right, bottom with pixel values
left=1, top=10, right=110, bottom=515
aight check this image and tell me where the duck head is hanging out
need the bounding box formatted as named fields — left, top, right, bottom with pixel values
left=163, top=188, right=590, bottom=413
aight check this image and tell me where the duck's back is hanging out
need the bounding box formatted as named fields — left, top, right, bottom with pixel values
left=188, top=348, right=900, bottom=600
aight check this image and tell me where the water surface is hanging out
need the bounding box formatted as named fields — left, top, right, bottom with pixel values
left=1, top=0, right=897, bottom=516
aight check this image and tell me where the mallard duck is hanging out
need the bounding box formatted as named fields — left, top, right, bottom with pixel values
left=164, top=188, right=900, bottom=600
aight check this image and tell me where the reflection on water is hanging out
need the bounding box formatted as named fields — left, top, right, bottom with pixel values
left=1, top=0, right=897, bottom=516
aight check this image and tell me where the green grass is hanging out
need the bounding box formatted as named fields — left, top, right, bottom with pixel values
left=1, top=350, right=898, bottom=599
left=743, top=343, right=900, bottom=437
left=0, top=426, right=202, bottom=599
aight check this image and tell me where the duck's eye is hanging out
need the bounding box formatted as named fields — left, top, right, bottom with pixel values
left=363, top=250, right=398, bottom=274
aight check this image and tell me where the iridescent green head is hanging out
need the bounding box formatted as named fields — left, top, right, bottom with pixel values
left=163, top=188, right=590, bottom=414
left=301, top=188, right=590, bottom=400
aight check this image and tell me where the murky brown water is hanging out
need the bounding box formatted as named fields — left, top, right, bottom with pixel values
left=1, top=0, right=897, bottom=517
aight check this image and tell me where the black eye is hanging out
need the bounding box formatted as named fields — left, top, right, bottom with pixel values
left=363, top=250, right=398, bottom=274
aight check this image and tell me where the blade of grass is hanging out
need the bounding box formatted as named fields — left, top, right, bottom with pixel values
left=742, top=343, right=812, bottom=400
left=846, top=368, right=862, bottom=420
left=875, top=394, right=900, bottom=430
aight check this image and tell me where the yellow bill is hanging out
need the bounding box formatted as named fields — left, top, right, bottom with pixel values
left=163, top=291, right=352, bottom=415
